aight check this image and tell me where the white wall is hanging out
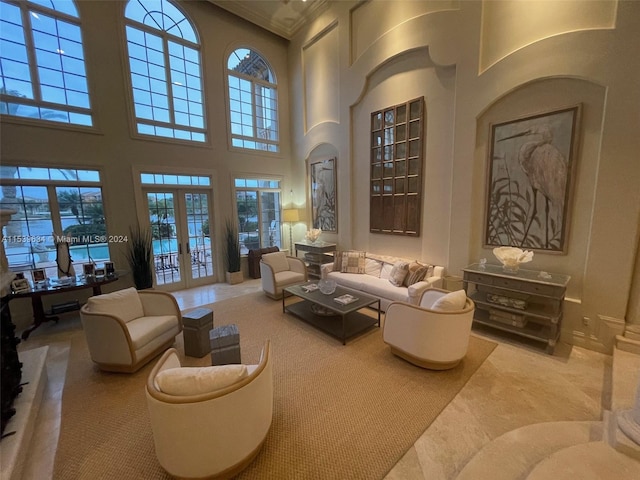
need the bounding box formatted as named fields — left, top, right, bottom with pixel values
left=288, top=0, right=640, bottom=352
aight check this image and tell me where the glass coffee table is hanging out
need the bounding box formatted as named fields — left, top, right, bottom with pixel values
left=282, top=282, right=381, bottom=344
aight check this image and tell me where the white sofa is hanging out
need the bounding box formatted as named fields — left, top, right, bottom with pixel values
left=320, top=252, right=444, bottom=311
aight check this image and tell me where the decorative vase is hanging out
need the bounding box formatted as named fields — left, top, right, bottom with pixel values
left=502, top=264, right=520, bottom=274
left=318, top=278, right=336, bottom=295
left=305, top=228, right=322, bottom=243
left=492, top=247, right=533, bottom=274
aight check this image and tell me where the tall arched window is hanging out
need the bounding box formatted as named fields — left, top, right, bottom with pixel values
left=227, top=48, right=278, bottom=152
left=124, top=0, right=205, bottom=142
left=0, top=0, right=93, bottom=126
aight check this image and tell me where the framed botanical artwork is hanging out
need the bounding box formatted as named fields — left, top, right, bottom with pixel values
left=309, top=157, right=337, bottom=233
left=484, top=105, right=581, bottom=253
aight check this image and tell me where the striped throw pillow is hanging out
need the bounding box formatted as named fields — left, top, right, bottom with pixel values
left=403, top=261, right=429, bottom=287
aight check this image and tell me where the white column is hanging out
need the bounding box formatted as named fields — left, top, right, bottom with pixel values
left=618, top=379, right=640, bottom=445
left=0, top=209, right=18, bottom=297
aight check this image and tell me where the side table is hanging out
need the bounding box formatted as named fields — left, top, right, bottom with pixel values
left=183, top=307, right=213, bottom=357
left=294, top=241, right=337, bottom=278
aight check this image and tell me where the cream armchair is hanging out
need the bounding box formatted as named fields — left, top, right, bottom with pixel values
left=383, top=288, right=475, bottom=370
left=146, top=341, right=273, bottom=479
left=79, top=287, right=182, bottom=373
left=259, top=251, right=308, bottom=299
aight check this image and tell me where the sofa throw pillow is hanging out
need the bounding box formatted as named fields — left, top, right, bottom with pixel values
left=388, top=261, right=409, bottom=286
left=262, top=251, right=289, bottom=273
left=364, top=258, right=382, bottom=277
left=341, top=251, right=366, bottom=274
left=379, top=262, right=394, bottom=280
left=420, top=262, right=435, bottom=279
left=431, top=289, right=468, bottom=311
left=333, top=250, right=344, bottom=272
left=86, top=287, right=144, bottom=323
left=155, top=364, right=248, bottom=396
left=403, top=262, right=430, bottom=287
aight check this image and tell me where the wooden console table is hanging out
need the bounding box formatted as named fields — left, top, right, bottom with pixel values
left=462, top=263, right=570, bottom=354
left=7, top=275, right=121, bottom=340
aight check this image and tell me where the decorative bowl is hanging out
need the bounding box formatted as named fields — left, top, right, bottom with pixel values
left=318, top=278, right=337, bottom=295
left=305, top=228, right=322, bottom=243
left=493, top=247, right=534, bottom=273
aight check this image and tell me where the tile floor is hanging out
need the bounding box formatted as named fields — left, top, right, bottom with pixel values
left=10, top=280, right=627, bottom=479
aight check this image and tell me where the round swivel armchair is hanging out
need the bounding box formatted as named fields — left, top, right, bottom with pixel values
left=383, top=288, right=475, bottom=370
left=146, top=341, right=273, bottom=479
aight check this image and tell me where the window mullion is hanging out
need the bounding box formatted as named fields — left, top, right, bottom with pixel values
left=162, top=35, right=176, bottom=125
left=48, top=185, right=64, bottom=236
left=256, top=194, right=263, bottom=243
left=21, top=5, right=41, bottom=102
left=252, top=81, right=259, bottom=139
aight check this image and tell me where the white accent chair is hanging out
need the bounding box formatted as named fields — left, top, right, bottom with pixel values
left=146, top=341, right=273, bottom=479
left=259, top=251, right=308, bottom=299
left=383, top=288, right=475, bottom=370
left=79, top=287, right=182, bottom=373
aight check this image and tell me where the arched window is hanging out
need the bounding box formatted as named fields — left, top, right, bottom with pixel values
left=227, top=48, right=278, bottom=152
left=0, top=0, right=93, bottom=126
left=124, top=0, right=205, bottom=142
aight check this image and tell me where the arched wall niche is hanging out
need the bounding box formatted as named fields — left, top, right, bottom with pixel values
left=350, top=47, right=456, bottom=264
left=304, top=142, right=340, bottom=242
left=472, top=76, right=606, bottom=301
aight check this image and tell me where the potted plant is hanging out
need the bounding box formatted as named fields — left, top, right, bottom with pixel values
left=224, top=218, right=243, bottom=284
left=125, top=224, right=153, bottom=289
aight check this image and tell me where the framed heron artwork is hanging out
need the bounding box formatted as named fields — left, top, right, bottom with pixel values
left=484, top=105, right=581, bottom=253
left=309, top=157, right=337, bottom=233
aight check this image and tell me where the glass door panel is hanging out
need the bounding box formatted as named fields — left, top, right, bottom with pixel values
left=147, top=191, right=182, bottom=288
left=184, top=191, right=214, bottom=283
left=146, top=189, right=215, bottom=290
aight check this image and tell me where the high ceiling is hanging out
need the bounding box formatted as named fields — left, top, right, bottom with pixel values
left=209, top=0, right=329, bottom=40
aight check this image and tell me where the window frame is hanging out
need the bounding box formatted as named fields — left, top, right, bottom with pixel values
left=233, top=176, right=283, bottom=254
left=226, top=47, right=280, bottom=154
left=0, top=0, right=95, bottom=129
left=0, top=165, right=112, bottom=278
left=122, top=0, right=207, bottom=145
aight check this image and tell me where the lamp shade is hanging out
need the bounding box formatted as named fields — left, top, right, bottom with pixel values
left=282, top=208, right=300, bottom=223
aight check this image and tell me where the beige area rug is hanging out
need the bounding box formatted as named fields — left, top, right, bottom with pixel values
left=54, top=291, right=496, bottom=479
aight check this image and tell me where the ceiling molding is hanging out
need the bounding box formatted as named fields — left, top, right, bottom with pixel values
left=209, top=0, right=329, bottom=40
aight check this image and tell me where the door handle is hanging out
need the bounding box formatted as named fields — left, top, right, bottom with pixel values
left=178, top=243, right=182, bottom=255
left=186, top=243, right=191, bottom=254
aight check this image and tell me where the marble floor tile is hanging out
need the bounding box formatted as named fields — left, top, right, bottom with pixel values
left=403, top=335, right=614, bottom=480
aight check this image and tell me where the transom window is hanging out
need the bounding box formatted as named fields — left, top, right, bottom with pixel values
left=124, top=0, right=206, bottom=142
left=0, top=165, right=110, bottom=279
left=227, top=48, right=279, bottom=152
left=0, top=0, right=93, bottom=126
left=234, top=177, right=282, bottom=253
left=141, top=172, right=210, bottom=186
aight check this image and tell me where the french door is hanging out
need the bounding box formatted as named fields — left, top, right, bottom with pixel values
left=146, top=189, right=215, bottom=290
